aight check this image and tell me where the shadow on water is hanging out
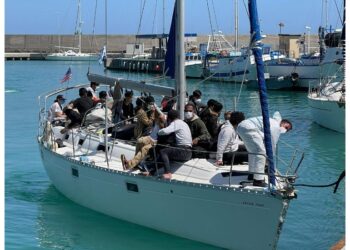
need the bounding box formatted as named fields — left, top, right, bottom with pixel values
left=36, top=185, right=220, bottom=250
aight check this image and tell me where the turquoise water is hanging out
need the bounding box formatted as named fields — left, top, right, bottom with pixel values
left=5, top=61, right=345, bottom=249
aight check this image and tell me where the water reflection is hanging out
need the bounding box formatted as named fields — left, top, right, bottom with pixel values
left=36, top=186, right=218, bottom=250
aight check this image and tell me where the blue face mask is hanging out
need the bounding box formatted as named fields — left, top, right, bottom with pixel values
left=60, top=99, right=66, bottom=105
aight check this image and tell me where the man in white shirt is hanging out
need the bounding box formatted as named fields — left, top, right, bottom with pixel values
left=48, top=95, right=66, bottom=124
left=86, top=82, right=99, bottom=101
left=236, top=112, right=292, bottom=186
left=157, top=110, right=192, bottom=179
left=215, top=111, right=246, bottom=165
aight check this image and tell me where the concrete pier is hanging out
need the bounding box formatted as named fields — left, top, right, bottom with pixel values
left=5, top=52, right=46, bottom=61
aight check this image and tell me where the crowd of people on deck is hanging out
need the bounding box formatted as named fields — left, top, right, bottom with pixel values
left=48, top=83, right=292, bottom=186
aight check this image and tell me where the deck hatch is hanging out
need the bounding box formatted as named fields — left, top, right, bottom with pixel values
left=72, top=167, right=79, bottom=177
left=78, top=139, right=85, bottom=145
left=126, top=182, right=139, bottom=192
left=97, top=144, right=109, bottom=152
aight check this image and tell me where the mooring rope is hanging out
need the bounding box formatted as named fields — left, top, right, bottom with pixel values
left=293, top=170, right=345, bottom=193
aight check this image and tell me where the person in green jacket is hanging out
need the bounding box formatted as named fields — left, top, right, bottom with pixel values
left=184, top=103, right=211, bottom=158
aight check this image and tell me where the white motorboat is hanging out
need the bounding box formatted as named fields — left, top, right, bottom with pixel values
left=38, top=1, right=302, bottom=249
left=46, top=0, right=98, bottom=61
left=308, top=80, right=345, bottom=133
left=185, top=52, right=203, bottom=78
left=205, top=45, right=283, bottom=83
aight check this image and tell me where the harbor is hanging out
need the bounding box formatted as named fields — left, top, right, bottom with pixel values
left=5, top=0, right=345, bottom=249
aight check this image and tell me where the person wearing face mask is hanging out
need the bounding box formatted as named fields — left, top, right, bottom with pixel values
left=215, top=111, right=247, bottom=166
left=133, top=96, right=155, bottom=139
left=48, top=95, right=67, bottom=125
left=236, top=111, right=292, bottom=187
left=184, top=103, right=211, bottom=158
left=188, top=89, right=206, bottom=113
left=199, top=99, right=223, bottom=139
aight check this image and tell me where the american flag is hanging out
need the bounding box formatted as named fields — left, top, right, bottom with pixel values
left=60, top=67, right=72, bottom=83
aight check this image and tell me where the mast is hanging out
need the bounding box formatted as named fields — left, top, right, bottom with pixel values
left=234, top=0, right=239, bottom=50
left=77, top=0, right=82, bottom=54
left=175, top=0, right=185, bottom=119
left=247, top=0, right=276, bottom=185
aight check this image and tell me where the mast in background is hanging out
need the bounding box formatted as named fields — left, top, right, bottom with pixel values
left=234, top=0, right=239, bottom=50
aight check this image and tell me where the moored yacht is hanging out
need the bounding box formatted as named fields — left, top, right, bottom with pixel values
left=308, top=80, right=345, bottom=133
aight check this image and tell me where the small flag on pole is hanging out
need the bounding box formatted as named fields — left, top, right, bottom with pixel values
left=60, top=67, right=72, bottom=83
left=98, top=45, right=106, bottom=64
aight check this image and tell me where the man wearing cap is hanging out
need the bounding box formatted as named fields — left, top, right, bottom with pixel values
left=48, top=95, right=67, bottom=125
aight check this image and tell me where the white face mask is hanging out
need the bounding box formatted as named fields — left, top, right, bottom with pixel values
left=280, top=127, right=287, bottom=134
left=195, top=98, right=201, bottom=104
left=184, top=111, right=193, bottom=120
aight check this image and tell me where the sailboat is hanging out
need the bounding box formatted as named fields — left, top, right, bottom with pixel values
left=307, top=7, right=345, bottom=133
left=46, top=0, right=98, bottom=61
left=38, top=1, right=302, bottom=249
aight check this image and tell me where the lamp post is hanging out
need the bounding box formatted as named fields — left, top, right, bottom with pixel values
left=278, top=22, right=284, bottom=34
left=305, top=26, right=311, bottom=54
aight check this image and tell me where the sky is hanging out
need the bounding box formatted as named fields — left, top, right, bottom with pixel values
left=5, top=0, right=345, bottom=36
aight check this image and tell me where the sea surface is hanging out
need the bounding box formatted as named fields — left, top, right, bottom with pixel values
left=5, top=60, right=345, bottom=250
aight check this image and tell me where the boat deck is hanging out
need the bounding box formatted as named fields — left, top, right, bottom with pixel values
left=54, top=143, right=271, bottom=191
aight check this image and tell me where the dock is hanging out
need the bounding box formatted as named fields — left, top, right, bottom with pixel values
left=105, top=57, right=164, bottom=73
left=5, top=53, right=46, bottom=61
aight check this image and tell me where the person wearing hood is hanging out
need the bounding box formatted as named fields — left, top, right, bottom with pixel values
left=236, top=111, right=292, bottom=187
left=184, top=103, right=211, bottom=158
left=188, top=89, right=206, bottom=113
left=133, top=96, right=156, bottom=139
left=199, top=99, right=223, bottom=140
left=215, top=111, right=246, bottom=166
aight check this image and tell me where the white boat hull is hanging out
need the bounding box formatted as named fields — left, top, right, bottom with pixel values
left=46, top=54, right=99, bottom=61
left=308, top=96, right=345, bottom=133
left=39, top=144, right=289, bottom=250
left=185, top=61, right=203, bottom=78
left=265, top=64, right=320, bottom=89
left=206, top=56, right=256, bottom=82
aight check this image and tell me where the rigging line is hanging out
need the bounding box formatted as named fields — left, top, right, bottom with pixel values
left=206, top=0, right=216, bottom=48
left=151, top=0, right=158, bottom=34
left=242, top=0, right=250, bottom=19
left=105, top=0, right=108, bottom=50
left=162, top=0, right=165, bottom=34
left=332, top=0, right=343, bottom=25
left=128, top=0, right=147, bottom=80
left=210, top=0, right=220, bottom=32
left=88, top=0, right=99, bottom=72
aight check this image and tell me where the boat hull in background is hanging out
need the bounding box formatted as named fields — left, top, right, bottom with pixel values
left=308, top=97, right=345, bottom=133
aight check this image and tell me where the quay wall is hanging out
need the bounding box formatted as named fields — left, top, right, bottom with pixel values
left=5, top=34, right=319, bottom=53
